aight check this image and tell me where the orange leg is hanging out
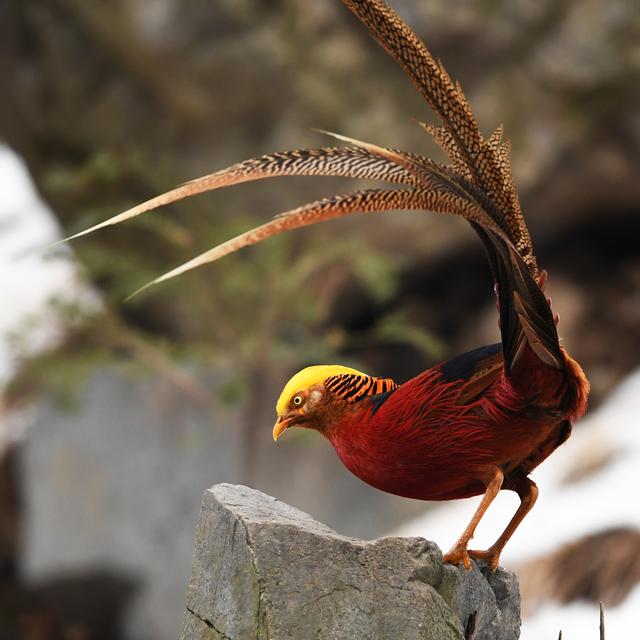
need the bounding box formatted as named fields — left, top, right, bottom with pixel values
left=444, top=467, right=503, bottom=570
left=468, top=475, right=539, bottom=571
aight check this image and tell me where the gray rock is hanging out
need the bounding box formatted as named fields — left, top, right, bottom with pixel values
left=181, top=484, right=521, bottom=640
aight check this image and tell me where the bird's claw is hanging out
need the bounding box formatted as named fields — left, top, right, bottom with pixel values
left=444, top=546, right=471, bottom=570
left=468, top=548, right=501, bottom=572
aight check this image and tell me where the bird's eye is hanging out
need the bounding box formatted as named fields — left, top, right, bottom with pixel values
left=292, top=395, right=303, bottom=406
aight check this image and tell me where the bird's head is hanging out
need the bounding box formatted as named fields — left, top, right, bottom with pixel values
left=272, top=364, right=369, bottom=441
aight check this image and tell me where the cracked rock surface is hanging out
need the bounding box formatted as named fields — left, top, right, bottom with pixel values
left=180, top=484, right=521, bottom=640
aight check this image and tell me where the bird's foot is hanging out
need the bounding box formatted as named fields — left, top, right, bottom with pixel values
left=467, top=548, right=501, bottom=572
left=444, top=545, right=471, bottom=570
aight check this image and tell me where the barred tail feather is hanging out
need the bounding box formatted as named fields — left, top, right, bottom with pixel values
left=53, top=0, right=562, bottom=374
left=340, top=0, right=534, bottom=274
left=54, top=146, right=432, bottom=246
left=126, top=187, right=510, bottom=299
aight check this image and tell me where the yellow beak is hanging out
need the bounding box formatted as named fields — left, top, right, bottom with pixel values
left=273, top=416, right=294, bottom=442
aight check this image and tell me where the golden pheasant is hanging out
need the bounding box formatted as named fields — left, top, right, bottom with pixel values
left=62, top=0, right=589, bottom=569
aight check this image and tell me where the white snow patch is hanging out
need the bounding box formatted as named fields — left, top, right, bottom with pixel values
left=0, top=145, right=98, bottom=445
left=524, top=584, right=640, bottom=640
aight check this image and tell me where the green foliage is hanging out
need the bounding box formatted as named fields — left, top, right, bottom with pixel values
left=350, top=250, right=399, bottom=303
left=373, top=311, right=445, bottom=359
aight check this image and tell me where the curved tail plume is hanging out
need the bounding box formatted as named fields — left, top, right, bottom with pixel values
left=56, top=0, right=562, bottom=372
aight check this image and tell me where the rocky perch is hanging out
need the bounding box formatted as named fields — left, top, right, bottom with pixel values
left=181, top=484, right=521, bottom=640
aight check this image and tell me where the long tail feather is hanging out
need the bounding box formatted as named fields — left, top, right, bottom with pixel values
left=54, top=146, right=429, bottom=245
left=312, top=131, right=527, bottom=245
left=340, top=0, right=534, bottom=273
left=473, top=223, right=562, bottom=371
left=54, top=0, right=562, bottom=378
left=314, top=129, right=515, bottom=235
left=341, top=0, right=481, bottom=166
left=314, top=129, right=452, bottom=189
left=126, top=187, right=509, bottom=299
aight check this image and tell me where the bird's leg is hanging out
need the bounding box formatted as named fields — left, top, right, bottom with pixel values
left=468, top=475, right=538, bottom=571
left=444, top=467, right=504, bottom=570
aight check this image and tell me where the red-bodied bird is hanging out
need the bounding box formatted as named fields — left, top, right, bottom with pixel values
left=61, top=0, right=589, bottom=569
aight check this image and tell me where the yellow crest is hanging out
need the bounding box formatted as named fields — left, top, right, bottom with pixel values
left=276, top=365, right=367, bottom=415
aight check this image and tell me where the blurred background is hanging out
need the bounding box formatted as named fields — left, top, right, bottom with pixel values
left=1, top=0, right=639, bottom=638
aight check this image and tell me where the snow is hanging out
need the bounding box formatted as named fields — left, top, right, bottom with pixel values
left=0, top=145, right=96, bottom=446
left=394, top=370, right=640, bottom=638
left=524, top=585, right=640, bottom=640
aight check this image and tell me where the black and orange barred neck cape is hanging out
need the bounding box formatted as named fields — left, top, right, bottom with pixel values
left=275, top=364, right=397, bottom=415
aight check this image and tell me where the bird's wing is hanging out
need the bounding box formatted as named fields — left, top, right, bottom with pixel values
left=436, top=343, right=505, bottom=405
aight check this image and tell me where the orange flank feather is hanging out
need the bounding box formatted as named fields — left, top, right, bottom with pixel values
left=59, top=0, right=589, bottom=570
